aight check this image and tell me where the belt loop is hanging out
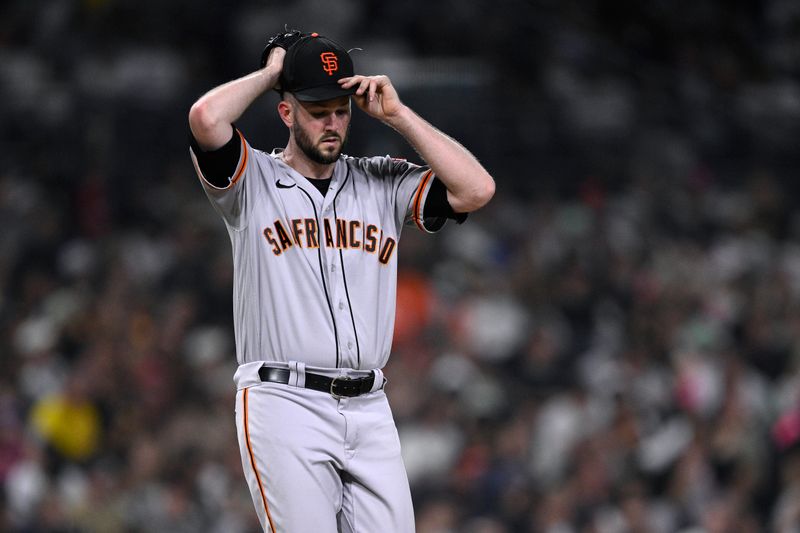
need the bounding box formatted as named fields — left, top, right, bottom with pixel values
left=288, top=361, right=306, bottom=388
left=369, top=369, right=385, bottom=393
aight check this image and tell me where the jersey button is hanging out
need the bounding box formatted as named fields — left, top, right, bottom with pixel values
left=331, top=264, right=336, bottom=273
left=347, top=341, right=353, bottom=350
left=338, top=301, right=345, bottom=311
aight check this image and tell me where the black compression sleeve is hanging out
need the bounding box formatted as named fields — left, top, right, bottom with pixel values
left=189, top=127, right=242, bottom=188
left=424, top=177, right=468, bottom=223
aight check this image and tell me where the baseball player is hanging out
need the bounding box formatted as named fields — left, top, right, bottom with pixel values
left=188, top=29, right=494, bottom=532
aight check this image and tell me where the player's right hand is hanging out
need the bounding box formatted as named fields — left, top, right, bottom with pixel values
left=263, top=46, right=286, bottom=75
left=260, top=28, right=305, bottom=68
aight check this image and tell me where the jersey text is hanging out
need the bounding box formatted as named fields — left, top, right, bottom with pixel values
left=263, top=217, right=396, bottom=264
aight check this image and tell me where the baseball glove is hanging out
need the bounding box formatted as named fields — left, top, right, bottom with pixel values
left=260, top=27, right=306, bottom=68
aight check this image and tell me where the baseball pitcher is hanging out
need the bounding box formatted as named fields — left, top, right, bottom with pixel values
left=187, top=29, right=494, bottom=532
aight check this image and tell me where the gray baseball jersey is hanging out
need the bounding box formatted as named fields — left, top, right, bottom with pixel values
left=190, top=130, right=444, bottom=371
left=190, top=127, right=454, bottom=532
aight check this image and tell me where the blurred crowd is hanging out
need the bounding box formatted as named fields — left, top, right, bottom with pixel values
left=3, top=0, right=800, bottom=531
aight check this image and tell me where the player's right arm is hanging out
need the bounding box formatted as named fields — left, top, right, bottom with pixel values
left=189, top=48, right=285, bottom=151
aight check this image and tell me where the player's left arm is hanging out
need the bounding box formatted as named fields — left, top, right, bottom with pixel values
left=339, top=75, right=495, bottom=213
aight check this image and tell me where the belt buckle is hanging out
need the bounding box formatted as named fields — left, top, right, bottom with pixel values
left=330, top=376, right=353, bottom=400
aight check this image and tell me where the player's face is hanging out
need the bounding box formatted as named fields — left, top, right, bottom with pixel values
left=292, top=96, right=351, bottom=165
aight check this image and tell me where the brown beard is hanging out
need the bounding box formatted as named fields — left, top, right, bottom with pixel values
left=292, top=121, right=349, bottom=165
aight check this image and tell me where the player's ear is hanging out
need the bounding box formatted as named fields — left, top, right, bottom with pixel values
left=277, top=99, right=293, bottom=128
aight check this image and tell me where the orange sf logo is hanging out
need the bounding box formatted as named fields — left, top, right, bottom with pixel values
left=320, top=52, right=338, bottom=76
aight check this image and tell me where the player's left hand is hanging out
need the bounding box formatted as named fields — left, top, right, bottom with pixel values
left=339, top=75, right=405, bottom=122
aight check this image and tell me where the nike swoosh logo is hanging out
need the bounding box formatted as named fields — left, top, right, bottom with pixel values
left=276, top=180, right=296, bottom=189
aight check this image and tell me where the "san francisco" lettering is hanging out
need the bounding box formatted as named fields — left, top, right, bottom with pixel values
left=263, top=217, right=396, bottom=265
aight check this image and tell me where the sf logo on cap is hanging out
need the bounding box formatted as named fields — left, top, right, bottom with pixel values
left=320, top=52, right=338, bottom=76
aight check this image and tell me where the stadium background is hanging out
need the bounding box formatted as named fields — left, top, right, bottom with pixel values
left=2, top=0, right=800, bottom=531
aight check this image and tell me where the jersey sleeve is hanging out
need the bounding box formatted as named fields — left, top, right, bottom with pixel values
left=363, top=156, right=453, bottom=234
left=189, top=128, right=259, bottom=230
left=189, top=128, right=241, bottom=188
left=425, top=177, right=468, bottom=224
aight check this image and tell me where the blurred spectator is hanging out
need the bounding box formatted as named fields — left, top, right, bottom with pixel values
left=29, top=371, right=102, bottom=466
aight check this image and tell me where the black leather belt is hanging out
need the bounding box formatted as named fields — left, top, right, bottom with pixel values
left=258, top=366, right=378, bottom=398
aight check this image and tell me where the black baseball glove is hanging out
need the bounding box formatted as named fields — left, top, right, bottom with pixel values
left=260, top=27, right=306, bottom=68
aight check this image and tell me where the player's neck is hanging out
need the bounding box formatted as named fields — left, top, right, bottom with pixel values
left=281, top=145, right=335, bottom=180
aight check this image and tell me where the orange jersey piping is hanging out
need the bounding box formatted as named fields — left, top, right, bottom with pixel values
left=412, top=170, right=434, bottom=231
left=230, top=129, right=248, bottom=185
left=190, top=129, right=248, bottom=191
